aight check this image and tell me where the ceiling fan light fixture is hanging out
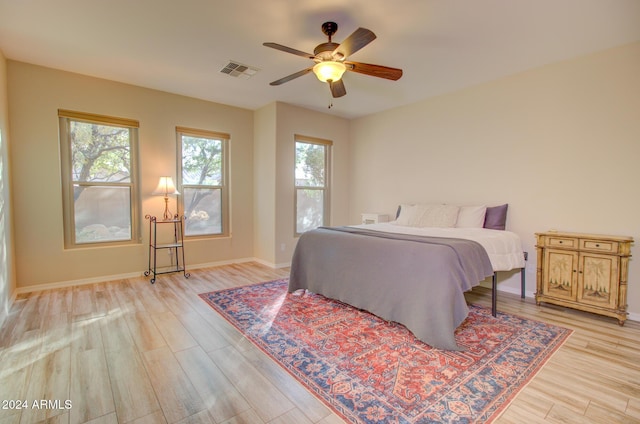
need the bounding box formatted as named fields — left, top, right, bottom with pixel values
left=313, top=61, right=346, bottom=82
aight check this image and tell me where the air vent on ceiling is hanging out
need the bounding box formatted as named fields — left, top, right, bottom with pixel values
left=220, top=61, right=259, bottom=79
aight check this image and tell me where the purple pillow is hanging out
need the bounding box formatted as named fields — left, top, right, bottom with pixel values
left=483, top=204, right=508, bottom=230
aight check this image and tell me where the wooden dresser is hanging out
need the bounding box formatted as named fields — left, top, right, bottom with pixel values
left=535, top=231, right=633, bottom=325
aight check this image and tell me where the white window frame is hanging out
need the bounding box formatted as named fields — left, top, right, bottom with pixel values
left=58, top=109, right=141, bottom=248
left=294, top=134, right=332, bottom=236
left=176, top=126, right=230, bottom=238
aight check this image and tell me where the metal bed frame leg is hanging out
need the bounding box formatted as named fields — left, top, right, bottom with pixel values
left=492, top=251, right=527, bottom=318
left=492, top=272, right=497, bottom=317
left=521, top=251, right=528, bottom=299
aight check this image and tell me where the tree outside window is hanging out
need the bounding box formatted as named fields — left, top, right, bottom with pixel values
left=59, top=110, right=140, bottom=247
left=295, top=136, right=331, bottom=234
left=177, top=128, right=229, bottom=237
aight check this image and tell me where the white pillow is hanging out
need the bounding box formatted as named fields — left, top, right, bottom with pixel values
left=456, top=205, right=487, bottom=228
left=416, top=204, right=460, bottom=227
left=395, top=204, right=422, bottom=226
left=396, top=204, right=460, bottom=228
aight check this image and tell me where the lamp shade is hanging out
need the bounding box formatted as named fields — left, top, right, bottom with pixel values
left=313, top=61, right=347, bottom=82
left=152, top=176, right=180, bottom=196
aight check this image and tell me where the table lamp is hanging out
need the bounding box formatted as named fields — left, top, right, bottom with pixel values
left=152, top=176, right=180, bottom=220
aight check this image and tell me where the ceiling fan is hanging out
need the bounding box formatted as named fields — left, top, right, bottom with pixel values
left=263, top=21, right=403, bottom=98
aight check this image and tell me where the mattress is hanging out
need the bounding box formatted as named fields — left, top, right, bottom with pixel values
left=350, top=222, right=526, bottom=272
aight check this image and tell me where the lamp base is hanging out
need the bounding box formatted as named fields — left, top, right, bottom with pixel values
left=162, top=196, right=174, bottom=221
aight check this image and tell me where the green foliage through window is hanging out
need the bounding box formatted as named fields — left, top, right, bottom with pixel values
left=295, top=138, right=331, bottom=234
left=178, top=129, right=229, bottom=237
left=59, top=111, right=139, bottom=247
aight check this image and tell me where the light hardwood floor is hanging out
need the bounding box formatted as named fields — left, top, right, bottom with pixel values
left=1, top=262, right=639, bottom=424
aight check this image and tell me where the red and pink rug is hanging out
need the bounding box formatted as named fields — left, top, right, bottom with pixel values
left=200, top=279, right=571, bottom=423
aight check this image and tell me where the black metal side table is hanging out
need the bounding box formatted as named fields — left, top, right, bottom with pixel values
left=144, top=214, right=190, bottom=283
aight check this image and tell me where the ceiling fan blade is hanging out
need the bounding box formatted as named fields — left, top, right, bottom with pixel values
left=329, top=79, right=346, bottom=98
left=332, top=28, right=376, bottom=59
left=269, top=67, right=313, bottom=86
left=263, top=42, right=315, bottom=59
left=345, top=61, right=403, bottom=81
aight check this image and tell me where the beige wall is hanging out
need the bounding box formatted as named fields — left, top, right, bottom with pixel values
left=274, top=102, right=350, bottom=265
left=253, top=102, right=350, bottom=266
left=253, top=103, right=277, bottom=264
left=0, top=50, right=16, bottom=326
left=8, top=62, right=255, bottom=288
left=349, top=42, right=640, bottom=317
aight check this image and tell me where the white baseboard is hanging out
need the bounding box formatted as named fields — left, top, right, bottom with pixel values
left=15, top=271, right=143, bottom=294
left=496, top=285, right=535, bottom=299
left=190, top=257, right=290, bottom=270
left=477, top=281, right=638, bottom=323
left=185, top=257, right=256, bottom=271
left=252, top=257, right=291, bottom=269
left=494, top=285, right=638, bottom=323
left=14, top=257, right=258, bottom=295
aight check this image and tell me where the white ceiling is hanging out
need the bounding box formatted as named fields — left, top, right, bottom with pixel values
left=1, top=0, right=639, bottom=119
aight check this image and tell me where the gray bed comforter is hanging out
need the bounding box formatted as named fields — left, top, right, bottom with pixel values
left=288, top=226, right=494, bottom=350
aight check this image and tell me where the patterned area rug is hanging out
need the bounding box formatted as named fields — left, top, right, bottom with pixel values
left=200, top=279, right=571, bottom=423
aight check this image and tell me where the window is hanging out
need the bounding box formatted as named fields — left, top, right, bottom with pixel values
left=295, top=135, right=332, bottom=235
left=177, top=127, right=230, bottom=237
left=59, top=109, right=140, bottom=247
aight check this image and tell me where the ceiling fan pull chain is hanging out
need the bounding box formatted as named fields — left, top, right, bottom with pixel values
left=327, top=87, right=334, bottom=109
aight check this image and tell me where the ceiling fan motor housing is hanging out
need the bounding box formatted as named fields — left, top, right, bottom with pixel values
left=314, top=42, right=340, bottom=58
left=316, top=22, right=340, bottom=58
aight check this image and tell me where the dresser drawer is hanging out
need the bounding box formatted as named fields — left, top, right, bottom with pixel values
left=546, top=236, right=578, bottom=249
left=580, top=239, right=618, bottom=253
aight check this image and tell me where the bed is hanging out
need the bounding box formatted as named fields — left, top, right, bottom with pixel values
left=288, top=204, right=526, bottom=351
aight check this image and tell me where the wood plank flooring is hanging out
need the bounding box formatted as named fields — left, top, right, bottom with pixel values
left=1, top=262, right=639, bottom=423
